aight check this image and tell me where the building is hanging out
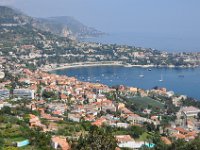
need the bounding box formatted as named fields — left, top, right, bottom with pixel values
left=68, top=113, right=81, bottom=122
left=0, top=89, right=10, bottom=100
left=127, top=114, right=157, bottom=126
left=181, top=106, right=200, bottom=117
left=115, top=135, right=144, bottom=149
left=0, top=101, right=12, bottom=110
left=161, top=137, right=171, bottom=145
left=172, top=95, right=186, bottom=107
left=51, top=136, right=70, bottom=150
left=13, top=89, right=35, bottom=99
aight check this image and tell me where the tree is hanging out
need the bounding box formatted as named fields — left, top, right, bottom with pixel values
left=169, top=139, right=185, bottom=150
left=18, top=98, right=31, bottom=107
left=144, top=122, right=156, bottom=132
left=129, top=126, right=145, bottom=138
left=197, top=112, right=200, bottom=121
left=0, top=106, right=11, bottom=115
left=25, top=128, right=52, bottom=150
left=0, top=137, right=4, bottom=150
left=42, top=90, right=57, bottom=99
left=168, top=137, right=200, bottom=150
left=75, top=126, right=117, bottom=150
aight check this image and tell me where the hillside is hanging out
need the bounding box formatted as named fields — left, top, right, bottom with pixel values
left=35, top=16, right=104, bottom=38
left=0, top=5, right=199, bottom=71
left=0, top=6, right=32, bottom=24
left=0, top=6, right=103, bottom=39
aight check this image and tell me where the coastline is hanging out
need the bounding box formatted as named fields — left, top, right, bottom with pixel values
left=41, top=61, right=198, bottom=72
left=42, top=61, right=124, bottom=71
left=40, top=61, right=200, bottom=99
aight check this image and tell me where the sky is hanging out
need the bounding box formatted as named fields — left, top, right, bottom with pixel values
left=1, top=0, right=200, bottom=37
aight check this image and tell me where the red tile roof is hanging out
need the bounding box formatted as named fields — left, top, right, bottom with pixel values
left=115, top=135, right=134, bottom=143
left=51, top=136, right=70, bottom=150
left=161, top=137, right=172, bottom=145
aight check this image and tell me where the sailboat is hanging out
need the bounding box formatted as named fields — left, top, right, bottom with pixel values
left=159, top=74, right=163, bottom=82
left=139, top=72, right=144, bottom=78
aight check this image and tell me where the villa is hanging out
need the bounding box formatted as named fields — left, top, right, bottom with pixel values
left=51, top=136, right=70, bottom=150
left=115, top=135, right=145, bottom=149
left=181, top=106, right=200, bottom=117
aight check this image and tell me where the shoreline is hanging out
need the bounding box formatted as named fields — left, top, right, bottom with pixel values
left=41, top=61, right=199, bottom=72
left=42, top=61, right=124, bottom=71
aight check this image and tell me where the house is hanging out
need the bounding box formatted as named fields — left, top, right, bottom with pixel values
left=172, top=133, right=185, bottom=140
left=0, top=89, right=10, bottom=100
left=161, top=137, right=171, bottom=145
left=165, top=127, right=178, bottom=135
left=127, top=114, right=157, bottom=126
left=115, top=135, right=144, bottom=149
left=0, top=101, right=12, bottom=110
left=187, top=120, right=196, bottom=130
left=110, top=122, right=129, bottom=129
left=48, top=122, right=58, bottom=131
left=92, top=117, right=107, bottom=127
left=129, top=87, right=138, bottom=93
left=181, top=106, right=200, bottom=117
left=172, top=95, right=186, bottom=107
left=175, top=127, right=188, bottom=135
left=40, top=112, right=63, bottom=122
left=13, top=89, right=35, bottom=99
left=118, top=103, right=125, bottom=110
left=68, top=113, right=82, bottom=122
left=185, top=131, right=197, bottom=141
left=51, top=136, right=70, bottom=150
left=166, top=91, right=174, bottom=97
left=29, top=114, right=46, bottom=130
left=84, top=114, right=96, bottom=122
left=60, top=93, right=68, bottom=101
left=171, top=127, right=197, bottom=141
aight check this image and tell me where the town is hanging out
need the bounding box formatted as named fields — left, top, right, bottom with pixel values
left=1, top=5, right=200, bottom=150
left=1, top=67, right=200, bottom=149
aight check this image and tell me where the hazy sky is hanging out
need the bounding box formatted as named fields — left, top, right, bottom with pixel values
left=1, top=0, right=200, bottom=36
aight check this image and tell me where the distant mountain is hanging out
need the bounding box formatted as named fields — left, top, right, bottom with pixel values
left=0, top=6, right=32, bottom=25
left=38, top=16, right=103, bottom=38
left=0, top=6, right=104, bottom=39
left=0, top=6, right=73, bottom=48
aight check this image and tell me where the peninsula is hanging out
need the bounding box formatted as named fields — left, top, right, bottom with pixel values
left=1, top=5, right=200, bottom=150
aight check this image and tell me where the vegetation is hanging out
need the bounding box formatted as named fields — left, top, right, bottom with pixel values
left=75, top=126, right=117, bottom=150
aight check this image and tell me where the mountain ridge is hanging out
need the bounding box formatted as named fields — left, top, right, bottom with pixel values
left=39, top=16, right=104, bottom=38
left=0, top=6, right=104, bottom=39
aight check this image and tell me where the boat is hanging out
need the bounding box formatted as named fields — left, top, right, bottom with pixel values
left=159, top=74, right=163, bottom=82
left=124, top=64, right=132, bottom=67
left=147, top=68, right=152, bottom=71
left=139, top=73, right=144, bottom=78
left=96, top=80, right=100, bottom=82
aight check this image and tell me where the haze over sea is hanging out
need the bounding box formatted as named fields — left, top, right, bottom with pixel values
left=8, top=0, right=200, bottom=52
left=81, top=32, right=200, bottom=52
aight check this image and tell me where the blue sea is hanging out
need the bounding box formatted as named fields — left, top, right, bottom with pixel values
left=52, top=66, right=200, bottom=100
left=81, top=32, right=200, bottom=52
left=53, top=32, right=200, bottom=99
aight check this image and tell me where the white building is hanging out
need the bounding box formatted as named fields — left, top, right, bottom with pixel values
left=181, top=106, right=200, bottom=117
left=115, top=135, right=144, bottom=149
left=13, top=89, right=35, bottom=99
left=51, top=136, right=70, bottom=150
left=0, top=89, right=10, bottom=100
left=0, top=102, right=12, bottom=110
left=68, top=113, right=81, bottom=122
